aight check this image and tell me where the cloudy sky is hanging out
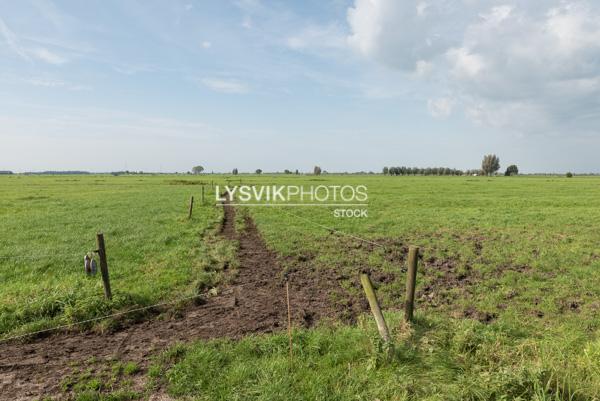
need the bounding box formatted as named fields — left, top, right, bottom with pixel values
left=1, top=0, right=600, bottom=173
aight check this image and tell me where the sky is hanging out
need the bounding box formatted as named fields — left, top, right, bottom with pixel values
left=1, top=0, right=600, bottom=173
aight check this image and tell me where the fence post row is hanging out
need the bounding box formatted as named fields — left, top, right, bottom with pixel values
left=188, top=196, right=194, bottom=219
left=404, top=246, right=419, bottom=322
left=360, top=273, right=391, bottom=342
left=95, top=233, right=112, bottom=300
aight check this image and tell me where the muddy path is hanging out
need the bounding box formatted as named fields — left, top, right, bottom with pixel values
left=0, top=202, right=354, bottom=400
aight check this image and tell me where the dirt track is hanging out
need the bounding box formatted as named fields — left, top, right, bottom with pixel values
left=0, top=202, right=354, bottom=400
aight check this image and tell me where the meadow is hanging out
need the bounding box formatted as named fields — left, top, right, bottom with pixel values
left=232, top=175, right=600, bottom=400
left=2, top=174, right=600, bottom=400
left=0, top=175, right=233, bottom=339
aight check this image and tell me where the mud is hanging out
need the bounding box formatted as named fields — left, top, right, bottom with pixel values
left=0, top=202, right=351, bottom=400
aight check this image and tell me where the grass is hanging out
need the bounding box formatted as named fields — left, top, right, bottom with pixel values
left=0, top=174, right=235, bottom=339
left=4, top=173, right=600, bottom=399
left=158, top=174, right=600, bottom=400
left=157, top=314, right=600, bottom=400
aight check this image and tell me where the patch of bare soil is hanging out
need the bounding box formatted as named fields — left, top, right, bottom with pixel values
left=0, top=202, right=351, bottom=401
left=460, top=306, right=498, bottom=324
left=417, top=256, right=481, bottom=308
left=312, top=235, right=506, bottom=324
left=329, top=237, right=482, bottom=310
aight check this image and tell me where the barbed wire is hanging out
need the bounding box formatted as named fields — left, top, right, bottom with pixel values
left=0, top=253, right=84, bottom=260
left=0, top=292, right=203, bottom=344
left=277, top=208, right=387, bottom=248
left=0, top=198, right=441, bottom=343
left=263, top=206, right=445, bottom=255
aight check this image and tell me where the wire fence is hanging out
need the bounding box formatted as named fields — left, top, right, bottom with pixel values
left=267, top=205, right=440, bottom=255
left=0, top=195, right=215, bottom=343
left=0, top=292, right=203, bottom=344
left=0, top=253, right=84, bottom=260
left=1, top=194, right=437, bottom=344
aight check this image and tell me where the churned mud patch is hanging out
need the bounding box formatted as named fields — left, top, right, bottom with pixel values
left=0, top=201, right=351, bottom=400
left=460, top=306, right=498, bottom=324
left=416, top=255, right=481, bottom=309
left=557, top=299, right=582, bottom=313
left=493, top=263, right=533, bottom=277
left=324, top=237, right=475, bottom=303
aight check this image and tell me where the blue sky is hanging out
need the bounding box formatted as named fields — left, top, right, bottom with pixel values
left=1, top=0, right=600, bottom=173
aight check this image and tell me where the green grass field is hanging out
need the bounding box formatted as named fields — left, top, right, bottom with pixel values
left=237, top=175, right=600, bottom=400
left=0, top=175, right=234, bottom=339
left=3, top=174, right=600, bottom=400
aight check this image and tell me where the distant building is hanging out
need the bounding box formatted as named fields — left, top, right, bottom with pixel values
left=0, top=171, right=13, bottom=175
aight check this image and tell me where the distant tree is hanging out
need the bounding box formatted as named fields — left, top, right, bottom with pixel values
left=481, top=154, right=500, bottom=176
left=232, top=168, right=238, bottom=175
left=295, top=169, right=299, bottom=175
left=383, top=166, right=389, bottom=175
left=566, top=172, right=573, bottom=178
left=255, top=169, right=262, bottom=174
left=192, top=165, right=204, bottom=175
left=313, top=166, right=322, bottom=175
left=504, top=165, right=519, bottom=176
left=284, top=169, right=292, bottom=174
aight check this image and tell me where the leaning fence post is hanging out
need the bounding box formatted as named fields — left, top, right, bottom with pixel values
left=360, top=273, right=390, bottom=342
left=188, top=196, right=194, bottom=219
left=404, top=246, right=419, bottom=322
left=96, top=233, right=112, bottom=300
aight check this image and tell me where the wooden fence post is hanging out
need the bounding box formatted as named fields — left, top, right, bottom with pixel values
left=96, top=233, right=112, bottom=300
left=404, top=246, right=419, bottom=322
left=360, top=273, right=390, bottom=342
left=286, top=280, right=293, bottom=361
left=188, top=196, right=194, bottom=219
left=201, top=185, right=205, bottom=205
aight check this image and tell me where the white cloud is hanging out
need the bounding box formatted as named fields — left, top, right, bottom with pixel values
left=347, top=0, right=456, bottom=71
left=20, top=77, right=90, bottom=90
left=200, top=78, right=249, bottom=94
left=346, top=0, right=600, bottom=134
left=0, top=107, right=217, bottom=141
left=414, top=60, right=433, bottom=77
left=286, top=23, right=346, bottom=51
left=30, top=47, right=67, bottom=64
left=0, top=17, right=68, bottom=65
left=242, top=16, right=253, bottom=29
left=201, top=41, right=212, bottom=49
left=0, top=17, right=29, bottom=59
left=446, top=47, right=484, bottom=78
left=428, top=97, right=453, bottom=118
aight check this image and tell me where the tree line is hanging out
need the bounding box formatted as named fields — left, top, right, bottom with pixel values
left=188, top=156, right=578, bottom=177
left=383, top=166, right=465, bottom=176
left=383, top=155, right=520, bottom=176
